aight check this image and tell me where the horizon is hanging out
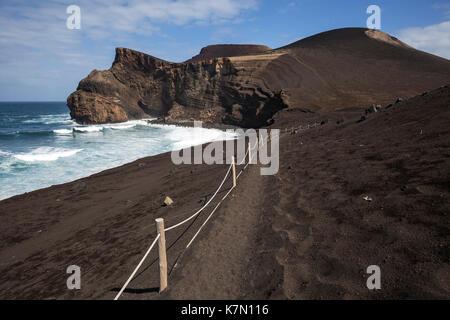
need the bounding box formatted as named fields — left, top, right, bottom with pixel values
left=0, top=101, right=66, bottom=103
left=1, top=0, right=449, bottom=101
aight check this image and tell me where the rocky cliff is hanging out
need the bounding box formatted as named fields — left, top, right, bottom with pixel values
left=67, top=46, right=289, bottom=127
left=184, top=44, right=272, bottom=63
left=67, top=28, right=450, bottom=127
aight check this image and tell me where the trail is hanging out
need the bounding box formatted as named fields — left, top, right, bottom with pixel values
left=160, top=163, right=266, bottom=299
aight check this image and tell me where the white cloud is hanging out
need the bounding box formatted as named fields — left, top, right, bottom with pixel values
left=78, top=0, right=258, bottom=36
left=395, top=21, right=450, bottom=59
left=0, top=0, right=258, bottom=100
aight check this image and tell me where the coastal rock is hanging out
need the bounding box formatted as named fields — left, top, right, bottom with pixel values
left=67, top=28, right=450, bottom=127
left=68, top=47, right=288, bottom=127
left=67, top=91, right=128, bottom=124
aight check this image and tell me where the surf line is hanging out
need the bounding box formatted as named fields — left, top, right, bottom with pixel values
left=170, top=121, right=280, bottom=176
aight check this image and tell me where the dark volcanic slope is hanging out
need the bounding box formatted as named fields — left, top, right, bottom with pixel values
left=185, top=44, right=271, bottom=63
left=1, top=87, right=449, bottom=299
left=277, top=28, right=450, bottom=111
left=247, top=85, right=450, bottom=299
left=67, top=28, right=450, bottom=126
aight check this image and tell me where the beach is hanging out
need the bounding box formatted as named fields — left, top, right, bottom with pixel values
left=0, top=86, right=448, bottom=299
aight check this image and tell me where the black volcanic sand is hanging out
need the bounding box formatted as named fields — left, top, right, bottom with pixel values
left=0, top=87, right=449, bottom=299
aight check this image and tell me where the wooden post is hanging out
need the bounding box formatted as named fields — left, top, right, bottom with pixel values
left=155, top=218, right=167, bottom=293
left=248, top=140, right=252, bottom=164
left=232, top=156, right=236, bottom=187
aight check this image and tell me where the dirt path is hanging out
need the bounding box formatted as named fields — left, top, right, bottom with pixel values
left=159, top=164, right=266, bottom=299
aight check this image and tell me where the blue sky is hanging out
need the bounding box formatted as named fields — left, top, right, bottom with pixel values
left=0, top=0, right=449, bottom=101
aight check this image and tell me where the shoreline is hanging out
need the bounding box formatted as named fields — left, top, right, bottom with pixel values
left=0, top=119, right=244, bottom=202
left=148, top=118, right=243, bottom=130
left=0, top=87, right=449, bottom=299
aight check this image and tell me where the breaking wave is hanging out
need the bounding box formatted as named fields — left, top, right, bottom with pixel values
left=13, top=147, right=83, bottom=162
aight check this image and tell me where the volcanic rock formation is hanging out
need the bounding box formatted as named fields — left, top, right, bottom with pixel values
left=67, top=28, right=450, bottom=126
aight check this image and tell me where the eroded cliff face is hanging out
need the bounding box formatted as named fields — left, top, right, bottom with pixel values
left=67, top=47, right=288, bottom=127
left=68, top=29, right=450, bottom=126
left=184, top=44, right=272, bottom=63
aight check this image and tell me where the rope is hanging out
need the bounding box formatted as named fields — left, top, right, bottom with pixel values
left=169, top=132, right=276, bottom=228
left=186, top=185, right=235, bottom=249
left=114, top=233, right=161, bottom=300
left=238, top=146, right=250, bottom=165
left=244, top=139, right=259, bottom=170
left=114, top=130, right=281, bottom=300
left=164, top=163, right=233, bottom=232
left=185, top=134, right=270, bottom=247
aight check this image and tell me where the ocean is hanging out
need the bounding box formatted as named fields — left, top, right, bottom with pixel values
left=0, top=102, right=236, bottom=200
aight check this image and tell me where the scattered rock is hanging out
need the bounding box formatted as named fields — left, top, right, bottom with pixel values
left=169, top=168, right=176, bottom=175
left=290, top=129, right=298, bottom=135
left=395, top=97, right=404, bottom=104
left=400, top=185, right=408, bottom=192
left=163, top=196, right=174, bottom=206
left=138, top=163, right=146, bottom=167
left=365, top=104, right=381, bottom=116
left=363, top=195, right=373, bottom=202
left=359, top=104, right=382, bottom=122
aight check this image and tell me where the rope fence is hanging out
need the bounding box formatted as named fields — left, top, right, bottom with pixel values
left=114, top=234, right=160, bottom=300
left=114, top=132, right=275, bottom=300
left=164, top=163, right=233, bottom=232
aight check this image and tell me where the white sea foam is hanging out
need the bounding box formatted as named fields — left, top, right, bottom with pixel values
left=164, top=126, right=238, bottom=150
left=44, top=119, right=75, bottom=125
left=53, top=129, right=73, bottom=134
left=23, top=114, right=73, bottom=125
left=73, top=126, right=104, bottom=132
left=103, top=123, right=136, bottom=130
left=72, top=119, right=155, bottom=132
left=103, top=119, right=155, bottom=130
left=14, top=147, right=83, bottom=162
